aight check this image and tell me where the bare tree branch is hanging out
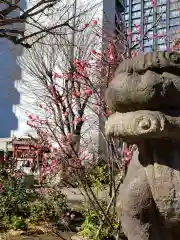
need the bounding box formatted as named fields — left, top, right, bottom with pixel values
left=0, top=0, right=101, bottom=47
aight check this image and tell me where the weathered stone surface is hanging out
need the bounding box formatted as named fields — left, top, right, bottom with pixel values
left=115, top=51, right=180, bottom=75
left=106, top=51, right=180, bottom=113
left=71, top=236, right=88, bottom=240
left=105, top=110, right=180, bottom=140
left=105, top=51, right=180, bottom=240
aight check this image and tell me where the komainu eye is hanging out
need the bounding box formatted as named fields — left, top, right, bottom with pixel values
left=170, top=53, right=180, bottom=63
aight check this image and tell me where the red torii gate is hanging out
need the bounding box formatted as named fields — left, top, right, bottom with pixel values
left=12, top=138, right=50, bottom=183
left=12, top=138, right=44, bottom=160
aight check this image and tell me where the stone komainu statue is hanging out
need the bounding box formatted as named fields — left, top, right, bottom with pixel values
left=105, top=51, right=180, bottom=240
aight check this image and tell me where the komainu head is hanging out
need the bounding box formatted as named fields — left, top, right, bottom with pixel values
left=105, top=51, right=180, bottom=113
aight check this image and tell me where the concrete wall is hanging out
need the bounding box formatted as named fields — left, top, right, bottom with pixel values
left=0, top=40, right=19, bottom=137
left=0, top=0, right=27, bottom=137
left=11, top=0, right=119, bottom=144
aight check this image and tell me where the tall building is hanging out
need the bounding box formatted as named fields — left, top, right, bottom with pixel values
left=122, top=0, right=180, bottom=52
left=0, top=41, right=20, bottom=138
left=103, top=0, right=124, bottom=35
left=0, top=0, right=125, bottom=139
left=0, top=1, right=25, bottom=137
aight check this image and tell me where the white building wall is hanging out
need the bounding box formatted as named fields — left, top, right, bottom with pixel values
left=13, top=0, right=118, bottom=150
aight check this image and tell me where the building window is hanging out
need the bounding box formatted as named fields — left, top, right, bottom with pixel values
left=132, top=3, right=141, bottom=11
left=144, top=8, right=153, bottom=16
left=170, top=18, right=180, bottom=26
left=144, top=46, right=153, bottom=52
left=144, top=39, right=153, bottom=46
left=115, top=13, right=124, bottom=36
left=124, top=13, right=129, bottom=20
left=125, top=0, right=129, bottom=6
left=157, top=38, right=166, bottom=44
left=170, top=26, right=180, bottom=31
left=157, top=13, right=166, bottom=28
left=170, top=10, right=180, bottom=18
left=161, top=13, right=166, bottom=20
left=156, top=5, right=166, bottom=13
left=132, top=0, right=140, bottom=3
left=157, top=19, right=166, bottom=29
left=122, top=12, right=128, bottom=21
left=115, top=16, right=124, bottom=35
left=132, top=19, right=141, bottom=26
left=132, top=11, right=141, bottom=19
left=144, top=1, right=152, bottom=8
left=125, top=6, right=129, bottom=13
left=157, top=0, right=166, bottom=5
left=144, top=15, right=153, bottom=23
left=157, top=44, right=166, bottom=50
left=144, top=23, right=153, bottom=30
left=157, top=28, right=166, bottom=35
left=124, top=21, right=128, bottom=28
left=146, top=30, right=153, bottom=37
left=170, top=3, right=179, bottom=10
left=169, top=26, right=180, bottom=39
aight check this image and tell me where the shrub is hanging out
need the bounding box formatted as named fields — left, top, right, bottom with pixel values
left=29, top=200, right=47, bottom=222
left=10, top=216, right=27, bottom=230
left=0, top=170, right=67, bottom=230
left=0, top=175, right=35, bottom=221
left=29, top=187, right=67, bottom=224
left=80, top=210, right=101, bottom=239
